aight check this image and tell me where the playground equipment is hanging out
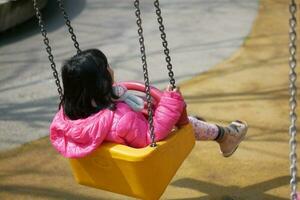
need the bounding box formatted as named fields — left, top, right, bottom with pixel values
left=0, top=0, right=47, bottom=32
left=32, top=0, right=195, bottom=199
left=288, top=1, right=298, bottom=200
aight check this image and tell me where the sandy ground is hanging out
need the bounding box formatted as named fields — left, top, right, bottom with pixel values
left=0, top=0, right=299, bottom=199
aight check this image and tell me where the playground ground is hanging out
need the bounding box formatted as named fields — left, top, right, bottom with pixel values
left=0, top=0, right=300, bottom=199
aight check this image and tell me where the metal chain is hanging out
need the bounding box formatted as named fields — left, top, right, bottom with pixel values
left=134, top=0, right=156, bottom=147
left=153, top=0, right=176, bottom=89
left=32, top=0, right=63, bottom=101
left=56, top=0, right=81, bottom=54
left=289, top=1, right=298, bottom=199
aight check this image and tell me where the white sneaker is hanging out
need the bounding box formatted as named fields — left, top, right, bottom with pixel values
left=217, top=120, right=248, bottom=157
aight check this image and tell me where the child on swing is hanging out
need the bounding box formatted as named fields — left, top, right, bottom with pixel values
left=50, top=49, right=248, bottom=158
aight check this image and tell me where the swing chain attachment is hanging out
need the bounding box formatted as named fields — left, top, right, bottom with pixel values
left=289, top=0, right=298, bottom=199
left=134, top=0, right=156, bottom=147
left=56, top=0, right=81, bottom=54
left=153, top=0, right=176, bottom=89
left=32, top=0, right=63, bottom=101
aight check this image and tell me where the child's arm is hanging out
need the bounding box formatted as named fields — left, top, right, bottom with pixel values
left=149, top=90, right=186, bottom=141
left=116, top=90, right=185, bottom=148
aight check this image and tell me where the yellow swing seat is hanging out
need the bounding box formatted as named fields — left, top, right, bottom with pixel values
left=69, top=123, right=195, bottom=200
left=33, top=0, right=194, bottom=198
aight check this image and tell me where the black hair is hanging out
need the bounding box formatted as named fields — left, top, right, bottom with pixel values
left=60, top=49, right=118, bottom=120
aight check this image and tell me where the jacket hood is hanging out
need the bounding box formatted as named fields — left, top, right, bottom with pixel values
left=50, top=108, right=114, bottom=158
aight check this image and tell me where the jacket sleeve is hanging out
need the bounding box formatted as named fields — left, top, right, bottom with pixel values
left=116, top=91, right=185, bottom=148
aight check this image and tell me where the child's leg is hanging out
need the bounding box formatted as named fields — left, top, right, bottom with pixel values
left=188, top=116, right=222, bottom=141
left=188, top=116, right=248, bottom=157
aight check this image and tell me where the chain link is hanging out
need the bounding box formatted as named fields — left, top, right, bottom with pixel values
left=32, top=0, right=63, bottom=101
left=153, top=0, right=176, bottom=89
left=56, top=0, right=81, bottom=54
left=289, top=1, right=298, bottom=199
left=134, top=0, right=156, bottom=147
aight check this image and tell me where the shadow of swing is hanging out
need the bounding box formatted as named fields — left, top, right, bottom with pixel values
left=169, top=176, right=292, bottom=200
left=0, top=184, right=107, bottom=200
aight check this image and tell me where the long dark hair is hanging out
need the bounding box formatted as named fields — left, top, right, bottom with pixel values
left=60, top=49, right=118, bottom=120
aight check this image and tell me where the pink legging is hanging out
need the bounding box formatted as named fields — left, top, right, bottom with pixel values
left=188, top=116, right=219, bottom=140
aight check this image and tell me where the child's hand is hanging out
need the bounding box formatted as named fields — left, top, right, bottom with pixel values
left=166, top=84, right=182, bottom=95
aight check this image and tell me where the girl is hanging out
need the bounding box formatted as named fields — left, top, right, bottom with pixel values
left=50, top=49, right=248, bottom=158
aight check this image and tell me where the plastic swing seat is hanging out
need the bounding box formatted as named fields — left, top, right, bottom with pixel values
left=34, top=0, right=196, bottom=193
left=69, top=123, right=195, bottom=200
left=33, top=1, right=196, bottom=198
left=69, top=82, right=195, bottom=199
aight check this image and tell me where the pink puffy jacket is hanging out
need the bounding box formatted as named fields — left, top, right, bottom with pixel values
left=50, top=91, right=185, bottom=158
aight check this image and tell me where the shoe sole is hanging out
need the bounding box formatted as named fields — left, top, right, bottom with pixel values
left=222, top=121, right=248, bottom=158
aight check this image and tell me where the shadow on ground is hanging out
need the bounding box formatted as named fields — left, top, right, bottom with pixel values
left=170, top=177, right=291, bottom=200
